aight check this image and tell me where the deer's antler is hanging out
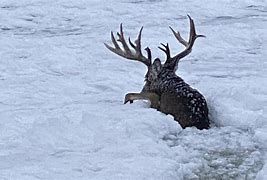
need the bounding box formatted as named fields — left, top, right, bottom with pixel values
left=161, top=15, right=205, bottom=69
left=158, top=43, right=170, bottom=60
left=104, top=24, right=151, bottom=67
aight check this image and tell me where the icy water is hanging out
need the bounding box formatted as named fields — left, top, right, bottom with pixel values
left=0, top=0, right=266, bottom=179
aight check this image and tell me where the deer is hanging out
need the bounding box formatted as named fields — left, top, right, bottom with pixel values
left=104, top=15, right=210, bottom=130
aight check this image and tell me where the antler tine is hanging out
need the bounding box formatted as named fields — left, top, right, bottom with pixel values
left=104, top=31, right=124, bottom=57
left=111, top=31, right=120, bottom=49
left=158, top=43, right=170, bottom=60
left=128, top=27, right=143, bottom=55
left=135, top=27, right=143, bottom=56
left=145, top=47, right=152, bottom=60
left=169, top=26, right=188, bottom=47
left=105, top=24, right=151, bottom=67
left=117, top=23, right=131, bottom=54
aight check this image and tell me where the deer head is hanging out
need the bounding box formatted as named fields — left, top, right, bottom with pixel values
left=104, top=15, right=205, bottom=94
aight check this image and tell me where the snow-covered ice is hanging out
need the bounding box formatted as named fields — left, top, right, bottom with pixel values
left=0, top=0, right=266, bottom=179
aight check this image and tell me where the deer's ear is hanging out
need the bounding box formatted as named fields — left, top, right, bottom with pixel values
left=153, top=58, right=162, bottom=72
left=147, top=58, right=162, bottom=81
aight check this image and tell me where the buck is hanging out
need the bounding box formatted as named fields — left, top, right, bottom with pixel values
left=105, top=15, right=210, bottom=130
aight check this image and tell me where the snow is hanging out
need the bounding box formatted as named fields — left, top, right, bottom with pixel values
left=0, top=0, right=266, bottom=179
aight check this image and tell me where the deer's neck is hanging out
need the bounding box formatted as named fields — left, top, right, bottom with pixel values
left=145, top=68, right=185, bottom=94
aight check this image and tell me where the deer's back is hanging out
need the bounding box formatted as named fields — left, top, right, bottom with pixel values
left=156, top=72, right=210, bottom=129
